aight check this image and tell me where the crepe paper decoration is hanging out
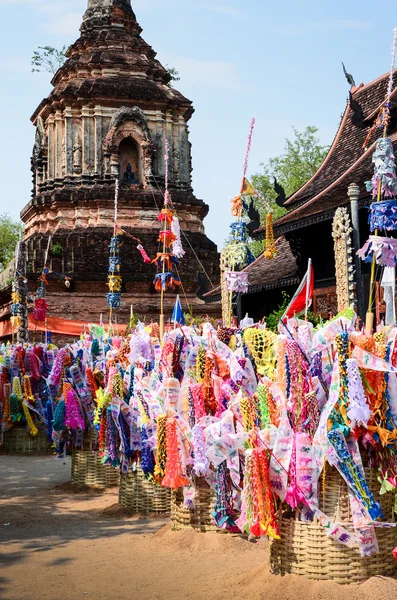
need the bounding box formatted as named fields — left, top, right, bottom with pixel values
left=225, top=242, right=254, bottom=269
left=244, top=328, right=277, bottom=377
left=137, top=244, right=151, bottom=264
left=158, top=230, right=177, bottom=246
left=365, top=138, right=397, bottom=199
left=231, top=195, right=243, bottom=218
left=112, top=372, right=124, bottom=400
left=162, top=415, right=189, bottom=489
left=107, top=236, right=122, bottom=310
left=21, top=401, right=38, bottom=436
left=154, top=414, right=167, bottom=482
left=242, top=118, right=255, bottom=182
left=52, top=399, right=66, bottom=432
left=346, top=358, right=371, bottom=428
left=2, top=383, right=11, bottom=424
left=106, top=293, right=122, bottom=309
left=190, top=384, right=206, bottom=422
left=153, top=272, right=181, bottom=292
left=65, top=388, right=85, bottom=430
left=328, top=429, right=382, bottom=520
left=158, top=209, right=173, bottom=226
left=192, top=424, right=210, bottom=476
left=212, top=460, right=239, bottom=531
left=94, top=389, right=109, bottom=428
left=230, top=222, right=249, bottom=244
left=203, top=354, right=217, bottom=415
left=328, top=332, right=351, bottom=434
left=165, top=377, right=180, bottom=412
left=264, top=213, right=277, bottom=259
left=141, top=424, right=156, bottom=481
left=33, top=297, right=48, bottom=322
left=98, top=408, right=108, bottom=458
left=369, top=199, right=397, bottom=232
left=152, top=253, right=177, bottom=270
left=46, top=398, right=54, bottom=440
left=172, top=335, right=184, bottom=382
left=240, top=396, right=256, bottom=433
left=171, top=216, right=185, bottom=259
left=10, top=394, right=22, bottom=423
left=224, top=271, right=249, bottom=294
left=243, top=448, right=280, bottom=538
left=102, top=406, right=120, bottom=468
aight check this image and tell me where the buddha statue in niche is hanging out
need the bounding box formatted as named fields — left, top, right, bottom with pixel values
left=123, top=162, right=138, bottom=184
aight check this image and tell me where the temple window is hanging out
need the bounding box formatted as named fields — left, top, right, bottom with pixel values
left=119, top=136, right=141, bottom=184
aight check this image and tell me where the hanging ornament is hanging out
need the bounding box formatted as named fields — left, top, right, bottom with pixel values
left=365, top=138, right=397, bottom=199
left=106, top=236, right=122, bottom=310
left=357, top=235, right=397, bottom=267
left=264, top=214, right=276, bottom=259
left=224, top=271, right=249, bottom=294
left=369, top=199, right=397, bottom=231
left=171, top=216, right=185, bottom=258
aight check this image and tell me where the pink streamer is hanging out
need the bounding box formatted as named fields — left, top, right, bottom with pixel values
left=242, top=117, right=255, bottom=184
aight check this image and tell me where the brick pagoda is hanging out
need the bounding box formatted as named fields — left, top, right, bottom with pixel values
left=21, top=0, right=219, bottom=337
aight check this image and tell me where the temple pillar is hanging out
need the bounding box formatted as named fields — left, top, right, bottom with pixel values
left=64, top=107, right=73, bottom=176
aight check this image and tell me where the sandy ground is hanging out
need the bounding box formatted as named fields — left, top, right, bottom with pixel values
left=0, top=456, right=397, bottom=600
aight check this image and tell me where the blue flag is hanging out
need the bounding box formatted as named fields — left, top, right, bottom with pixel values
left=171, top=295, right=185, bottom=325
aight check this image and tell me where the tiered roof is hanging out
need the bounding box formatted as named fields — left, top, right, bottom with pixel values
left=254, top=70, right=397, bottom=238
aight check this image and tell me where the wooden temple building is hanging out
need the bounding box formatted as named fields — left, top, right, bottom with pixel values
left=0, top=0, right=219, bottom=342
left=205, top=69, right=397, bottom=321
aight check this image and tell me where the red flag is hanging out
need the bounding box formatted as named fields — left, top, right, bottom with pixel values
left=283, top=259, right=314, bottom=320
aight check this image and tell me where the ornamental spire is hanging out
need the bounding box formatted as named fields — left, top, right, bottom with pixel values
left=82, top=0, right=137, bottom=32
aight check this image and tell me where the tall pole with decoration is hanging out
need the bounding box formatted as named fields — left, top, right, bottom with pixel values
left=154, top=140, right=183, bottom=339
left=222, top=118, right=266, bottom=327
left=360, top=28, right=397, bottom=333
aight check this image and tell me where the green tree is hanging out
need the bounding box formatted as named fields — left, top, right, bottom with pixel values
left=0, top=215, right=23, bottom=271
left=166, top=66, right=181, bottom=83
left=31, top=46, right=67, bottom=75
left=250, top=126, right=329, bottom=254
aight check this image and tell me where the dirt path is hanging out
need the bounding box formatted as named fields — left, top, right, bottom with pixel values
left=0, top=455, right=396, bottom=600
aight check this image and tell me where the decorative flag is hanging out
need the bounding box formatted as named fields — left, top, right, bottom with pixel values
left=171, top=295, right=185, bottom=325
left=241, top=178, right=258, bottom=197
left=282, top=259, right=314, bottom=320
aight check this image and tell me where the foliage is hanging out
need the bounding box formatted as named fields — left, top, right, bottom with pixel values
left=265, top=291, right=290, bottom=332
left=265, top=291, right=321, bottom=332
left=31, top=46, right=67, bottom=75
left=185, top=313, right=220, bottom=329
left=0, top=214, right=23, bottom=272
left=251, top=126, right=329, bottom=249
left=166, top=66, right=181, bottom=83
left=51, top=243, right=63, bottom=258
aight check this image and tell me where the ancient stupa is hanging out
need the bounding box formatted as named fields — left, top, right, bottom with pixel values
left=22, top=0, right=219, bottom=339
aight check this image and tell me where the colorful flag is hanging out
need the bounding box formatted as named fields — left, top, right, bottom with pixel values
left=282, top=259, right=314, bottom=320
left=172, top=295, right=185, bottom=325
left=241, top=178, right=258, bottom=197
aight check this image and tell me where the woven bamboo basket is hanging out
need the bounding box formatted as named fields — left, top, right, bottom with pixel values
left=119, top=468, right=171, bottom=513
left=270, top=463, right=397, bottom=584
left=2, top=426, right=52, bottom=453
left=171, top=477, right=217, bottom=532
left=71, top=450, right=120, bottom=488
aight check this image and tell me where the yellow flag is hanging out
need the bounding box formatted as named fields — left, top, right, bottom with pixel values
left=241, top=178, right=258, bottom=196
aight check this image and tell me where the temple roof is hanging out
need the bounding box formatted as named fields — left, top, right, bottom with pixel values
left=204, top=236, right=299, bottom=302
left=31, top=0, right=193, bottom=122
left=254, top=70, right=397, bottom=237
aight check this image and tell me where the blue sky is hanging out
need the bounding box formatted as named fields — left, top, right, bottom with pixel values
left=0, top=0, right=395, bottom=248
